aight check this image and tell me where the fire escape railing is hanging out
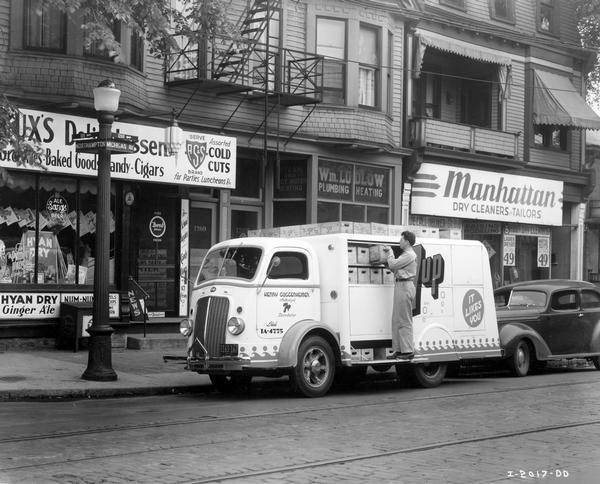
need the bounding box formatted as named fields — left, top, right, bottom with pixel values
left=165, top=33, right=323, bottom=102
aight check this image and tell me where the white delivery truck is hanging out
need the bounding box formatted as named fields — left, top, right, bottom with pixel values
left=174, top=232, right=502, bottom=397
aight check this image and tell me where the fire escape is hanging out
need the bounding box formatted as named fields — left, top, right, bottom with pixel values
left=165, top=0, right=323, bottom=150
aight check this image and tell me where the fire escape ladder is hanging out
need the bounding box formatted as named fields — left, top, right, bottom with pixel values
left=213, top=0, right=281, bottom=86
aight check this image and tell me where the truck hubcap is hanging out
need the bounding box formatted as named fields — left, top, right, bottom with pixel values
left=302, top=348, right=328, bottom=387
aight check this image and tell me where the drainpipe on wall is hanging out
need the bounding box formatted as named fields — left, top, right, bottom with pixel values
left=572, top=203, right=586, bottom=280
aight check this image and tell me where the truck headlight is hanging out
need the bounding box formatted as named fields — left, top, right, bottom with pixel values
left=227, top=317, right=245, bottom=335
left=179, top=318, right=193, bottom=337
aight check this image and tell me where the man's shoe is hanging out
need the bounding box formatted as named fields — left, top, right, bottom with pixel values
left=387, top=352, right=401, bottom=360
left=398, top=352, right=414, bottom=360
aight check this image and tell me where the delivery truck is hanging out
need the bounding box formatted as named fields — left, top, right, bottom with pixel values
left=173, top=229, right=502, bottom=397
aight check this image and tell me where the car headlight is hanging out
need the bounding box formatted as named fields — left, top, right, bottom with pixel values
left=227, top=317, right=245, bottom=335
left=179, top=318, right=193, bottom=337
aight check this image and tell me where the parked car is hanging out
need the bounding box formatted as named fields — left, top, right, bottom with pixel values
left=494, top=279, right=600, bottom=376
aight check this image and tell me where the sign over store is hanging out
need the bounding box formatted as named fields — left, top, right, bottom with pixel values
left=411, top=163, right=563, bottom=226
left=1, top=109, right=237, bottom=189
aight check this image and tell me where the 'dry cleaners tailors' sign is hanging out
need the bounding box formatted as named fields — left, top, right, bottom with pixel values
left=0, top=109, right=236, bottom=189
left=411, top=163, right=563, bottom=226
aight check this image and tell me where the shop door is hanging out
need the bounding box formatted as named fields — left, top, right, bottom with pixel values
left=231, top=205, right=262, bottom=238
left=134, top=193, right=178, bottom=317
left=189, top=202, right=217, bottom=284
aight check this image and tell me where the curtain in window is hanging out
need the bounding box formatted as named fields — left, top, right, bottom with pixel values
left=359, top=67, right=375, bottom=106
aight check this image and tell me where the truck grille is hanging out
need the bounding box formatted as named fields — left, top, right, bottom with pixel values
left=191, top=296, right=229, bottom=358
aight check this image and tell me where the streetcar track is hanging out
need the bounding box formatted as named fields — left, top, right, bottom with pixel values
left=0, top=378, right=595, bottom=445
left=177, top=419, right=600, bottom=484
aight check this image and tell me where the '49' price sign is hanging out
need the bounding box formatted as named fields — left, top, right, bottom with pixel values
left=503, top=234, right=516, bottom=266
left=537, top=236, right=550, bottom=268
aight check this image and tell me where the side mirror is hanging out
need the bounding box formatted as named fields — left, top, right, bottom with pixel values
left=267, top=256, right=281, bottom=275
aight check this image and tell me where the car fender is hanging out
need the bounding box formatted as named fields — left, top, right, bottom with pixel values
left=499, top=322, right=552, bottom=360
left=278, top=320, right=339, bottom=368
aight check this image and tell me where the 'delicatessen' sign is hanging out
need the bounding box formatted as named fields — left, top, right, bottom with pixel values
left=1, top=109, right=236, bottom=189
left=411, top=163, right=563, bottom=226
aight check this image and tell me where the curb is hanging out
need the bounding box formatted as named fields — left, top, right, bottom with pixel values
left=0, top=384, right=212, bottom=402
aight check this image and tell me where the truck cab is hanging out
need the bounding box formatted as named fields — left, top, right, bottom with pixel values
left=178, top=233, right=502, bottom=397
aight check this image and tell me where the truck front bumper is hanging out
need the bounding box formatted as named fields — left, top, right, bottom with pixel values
left=186, top=356, right=283, bottom=374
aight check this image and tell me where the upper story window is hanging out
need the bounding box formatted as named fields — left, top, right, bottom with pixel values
left=490, top=0, right=515, bottom=23
left=130, top=32, right=145, bottom=71
left=24, top=0, right=66, bottom=52
left=538, top=0, right=559, bottom=35
left=534, top=125, right=567, bottom=150
left=316, top=17, right=346, bottom=105
left=358, top=24, right=379, bottom=108
left=439, top=0, right=466, bottom=10
left=84, top=21, right=120, bottom=59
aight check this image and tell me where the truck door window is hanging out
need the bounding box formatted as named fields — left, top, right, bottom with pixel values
left=268, top=252, right=308, bottom=280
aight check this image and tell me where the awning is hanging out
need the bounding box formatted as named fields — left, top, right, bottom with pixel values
left=414, top=30, right=512, bottom=78
left=534, top=70, right=600, bottom=130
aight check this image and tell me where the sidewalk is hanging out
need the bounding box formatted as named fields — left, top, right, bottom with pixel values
left=0, top=343, right=212, bottom=401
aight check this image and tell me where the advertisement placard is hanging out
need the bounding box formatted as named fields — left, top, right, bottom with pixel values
left=2, top=109, right=237, bottom=189
left=412, top=163, right=563, bottom=226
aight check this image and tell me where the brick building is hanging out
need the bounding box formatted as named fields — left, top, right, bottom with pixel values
left=0, top=0, right=598, bottom=341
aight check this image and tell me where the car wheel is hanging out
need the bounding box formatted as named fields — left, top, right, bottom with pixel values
left=508, top=340, right=531, bottom=377
left=209, top=374, right=252, bottom=393
left=592, top=356, right=600, bottom=370
left=290, top=336, right=335, bottom=398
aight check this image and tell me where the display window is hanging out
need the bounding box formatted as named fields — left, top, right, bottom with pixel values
left=0, top=171, right=115, bottom=285
left=317, top=159, right=390, bottom=223
left=273, top=159, right=307, bottom=227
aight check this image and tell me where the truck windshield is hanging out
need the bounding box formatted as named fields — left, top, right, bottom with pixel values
left=197, top=246, right=262, bottom=283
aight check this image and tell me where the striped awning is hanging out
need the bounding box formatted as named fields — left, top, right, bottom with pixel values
left=534, top=70, right=600, bottom=130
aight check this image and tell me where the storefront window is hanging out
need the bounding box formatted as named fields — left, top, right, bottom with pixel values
left=317, top=159, right=390, bottom=223
left=0, top=171, right=115, bottom=286
left=273, top=159, right=307, bottom=227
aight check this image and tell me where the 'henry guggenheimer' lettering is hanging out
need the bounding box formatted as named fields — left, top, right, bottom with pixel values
left=443, top=171, right=557, bottom=207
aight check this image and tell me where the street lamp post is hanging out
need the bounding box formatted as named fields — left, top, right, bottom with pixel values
left=82, top=79, right=121, bottom=381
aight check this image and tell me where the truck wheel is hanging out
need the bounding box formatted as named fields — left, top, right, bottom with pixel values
left=591, top=356, right=600, bottom=370
left=508, top=340, right=530, bottom=377
left=290, top=336, right=335, bottom=398
left=209, top=374, right=252, bottom=394
left=410, top=362, right=447, bottom=388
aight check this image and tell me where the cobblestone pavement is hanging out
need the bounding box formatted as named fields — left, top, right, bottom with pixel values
left=1, top=367, right=599, bottom=484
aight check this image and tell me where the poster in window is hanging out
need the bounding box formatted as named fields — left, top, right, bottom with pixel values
left=503, top=234, right=516, bottom=266
left=537, top=236, right=550, bottom=268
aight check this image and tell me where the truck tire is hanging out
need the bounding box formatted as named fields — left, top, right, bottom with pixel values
left=508, top=339, right=530, bottom=377
left=290, top=336, right=335, bottom=398
left=209, top=374, right=252, bottom=394
left=410, top=362, right=447, bottom=388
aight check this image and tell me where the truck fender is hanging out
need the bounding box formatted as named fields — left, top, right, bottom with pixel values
left=278, top=320, right=339, bottom=368
left=499, top=322, right=551, bottom=360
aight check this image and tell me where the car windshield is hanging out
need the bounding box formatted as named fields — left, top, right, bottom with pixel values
left=197, top=246, right=262, bottom=283
left=507, top=290, right=547, bottom=308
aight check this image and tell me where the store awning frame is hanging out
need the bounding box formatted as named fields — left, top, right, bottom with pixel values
left=533, top=70, right=600, bottom=130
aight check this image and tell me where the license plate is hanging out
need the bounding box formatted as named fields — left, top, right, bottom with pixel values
left=220, top=343, right=238, bottom=356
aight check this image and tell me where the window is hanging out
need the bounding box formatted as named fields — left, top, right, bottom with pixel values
left=317, top=160, right=390, bottom=223
left=551, top=290, right=578, bottom=311
left=317, top=18, right=346, bottom=104
left=232, top=157, right=260, bottom=198
left=490, top=0, right=515, bottom=23
left=440, top=0, right=466, bottom=9
left=198, top=246, right=262, bottom=282
left=84, top=21, right=120, bottom=59
left=538, top=0, right=558, bottom=34
left=273, top=159, right=307, bottom=227
left=0, top=172, right=114, bottom=286
left=359, top=25, right=379, bottom=108
left=507, top=290, right=547, bottom=308
left=24, top=0, right=66, bottom=52
left=268, top=252, right=308, bottom=280
left=534, top=125, right=567, bottom=150
left=130, top=32, right=145, bottom=71
left=581, top=290, right=600, bottom=309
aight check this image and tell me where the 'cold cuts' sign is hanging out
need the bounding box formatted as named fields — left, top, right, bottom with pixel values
left=411, top=163, right=563, bottom=226
left=1, top=109, right=237, bottom=189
